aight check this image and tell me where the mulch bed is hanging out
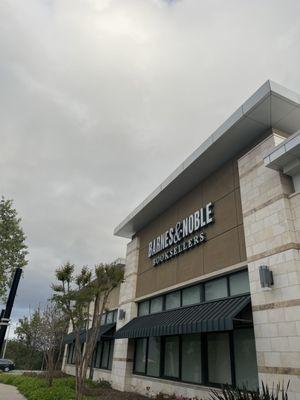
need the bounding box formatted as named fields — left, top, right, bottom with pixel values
left=84, top=386, right=149, bottom=400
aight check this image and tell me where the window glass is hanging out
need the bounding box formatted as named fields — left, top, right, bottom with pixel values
left=229, top=271, right=250, bottom=296
left=67, top=344, right=73, bottom=364
left=139, top=301, right=150, bottom=316
left=234, top=328, right=258, bottom=390
left=108, top=341, right=114, bottom=370
left=71, top=343, right=76, bottom=364
left=208, top=333, right=232, bottom=385
left=101, top=313, right=106, bottom=325
left=135, top=338, right=147, bottom=373
left=150, top=297, right=163, bottom=314
left=106, top=311, right=113, bottom=324
left=164, top=336, right=179, bottom=378
left=205, top=277, right=228, bottom=301
left=94, top=342, right=102, bottom=368
left=165, top=291, right=180, bottom=310
left=182, top=286, right=201, bottom=306
left=147, top=337, right=160, bottom=377
left=113, top=310, right=118, bottom=322
left=101, top=341, right=110, bottom=369
left=182, top=334, right=202, bottom=383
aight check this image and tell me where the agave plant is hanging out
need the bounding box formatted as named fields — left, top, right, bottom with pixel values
left=209, top=382, right=289, bottom=400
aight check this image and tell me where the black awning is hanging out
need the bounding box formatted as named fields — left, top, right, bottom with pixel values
left=63, top=332, right=76, bottom=344
left=115, top=295, right=251, bottom=339
left=63, top=323, right=116, bottom=344
left=81, top=323, right=116, bottom=343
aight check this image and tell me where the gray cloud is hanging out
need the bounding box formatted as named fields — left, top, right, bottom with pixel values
left=1, top=0, right=300, bottom=332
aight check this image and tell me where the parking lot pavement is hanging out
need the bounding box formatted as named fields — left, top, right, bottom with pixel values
left=0, top=383, right=26, bottom=399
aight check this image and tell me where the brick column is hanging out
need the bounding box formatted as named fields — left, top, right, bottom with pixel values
left=111, top=237, right=139, bottom=391
left=238, top=132, right=300, bottom=400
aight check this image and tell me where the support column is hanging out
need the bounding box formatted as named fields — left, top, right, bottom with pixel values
left=111, top=237, right=139, bottom=391
left=238, top=132, right=300, bottom=400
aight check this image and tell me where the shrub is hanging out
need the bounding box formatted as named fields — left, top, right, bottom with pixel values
left=153, top=393, right=198, bottom=400
left=86, top=378, right=112, bottom=389
left=209, top=383, right=289, bottom=400
left=23, top=371, right=69, bottom=379
left=0, top=374, right=94, bottom=400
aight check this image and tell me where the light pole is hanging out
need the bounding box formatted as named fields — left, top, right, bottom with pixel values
left=0, top=268, right=22, bottom=356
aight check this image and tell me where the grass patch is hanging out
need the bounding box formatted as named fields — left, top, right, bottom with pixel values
left=0, top=374, right=96, bottom=400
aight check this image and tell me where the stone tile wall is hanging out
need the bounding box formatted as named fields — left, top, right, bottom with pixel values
left=238, top=132, right=300, bottom=400
left=110, top=237, right=139, bottom=391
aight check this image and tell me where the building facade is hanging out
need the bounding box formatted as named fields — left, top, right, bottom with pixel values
left=62, top=81, right=300, bottom=400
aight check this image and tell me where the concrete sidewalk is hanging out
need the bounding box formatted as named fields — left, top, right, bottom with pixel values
left=0, top=383, right=26, bottom=399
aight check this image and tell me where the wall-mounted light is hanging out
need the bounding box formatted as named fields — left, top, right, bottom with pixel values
left=259, top=265, right=274, bottom=290
left=119, top=309, right=126, bottom=320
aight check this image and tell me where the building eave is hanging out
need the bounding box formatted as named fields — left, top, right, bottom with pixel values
left=114, top=80, right=300, bottom=239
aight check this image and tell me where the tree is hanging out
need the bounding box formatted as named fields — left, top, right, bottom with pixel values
left=15, top=309, right=43, bottom=369
left=52, top=262, right=124, bottom=400
left=0, top=197, right=28, bottom=301
left=5, top=339, right=43, bottom=370
left=37, top=304, right=68, bottom=386
left=15, top=305, right=68, bottom=383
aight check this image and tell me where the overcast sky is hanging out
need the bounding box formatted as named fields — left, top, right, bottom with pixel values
left=1, top=0, right=300, bottom=333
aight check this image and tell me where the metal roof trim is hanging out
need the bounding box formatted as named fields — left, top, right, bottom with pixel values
left=114, top=81, right=300, bottom=239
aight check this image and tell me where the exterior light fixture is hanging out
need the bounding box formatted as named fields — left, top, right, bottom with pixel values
left=259, top=265, right=274, bottom=290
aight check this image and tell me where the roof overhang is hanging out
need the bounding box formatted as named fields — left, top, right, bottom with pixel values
left=264, top=130, right=300, bottom=176
left=114, top=80, right=300, bottom=239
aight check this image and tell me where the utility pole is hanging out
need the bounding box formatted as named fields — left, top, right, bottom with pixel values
left=0, top=268, right=22, bottom=356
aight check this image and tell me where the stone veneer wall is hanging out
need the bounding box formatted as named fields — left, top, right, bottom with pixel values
left=238, top=132, right=300, bottom=400
left=110, top=237, right=139, bottom=391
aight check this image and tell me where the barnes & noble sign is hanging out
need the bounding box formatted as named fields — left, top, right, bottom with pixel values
left=148, top=202, right=214, bottom=267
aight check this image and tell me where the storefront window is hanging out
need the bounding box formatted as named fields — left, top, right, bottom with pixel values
left=234, top=328, right=258, bottom=390
left=133, top=328, right=257, bottom=388
left=136, top=270, right=249, bottom=316
left=182, top=285, right=201, bottom=306
left=150, top=297, right=163, bottom=313
left=139, top=301, right=150, bottom=316
left=165, top=291, right=180, bottom=310
left=92, top=340, right=114, bottom=370
left=106, top=311, right=114, bottom=324
left=108, top=341, right=114, bottom=370
left=101, top=341, right=110, bottom=369
left=182, top=334, right=202, bottom=383
left=94, top=342, right=102, bottom=368
left=135, top=338, right=147, bottom=373
left=100, top=309, right=118, bottom=325
left=147, top=337, right=161, bottom=377
left=208, top=333, right=232, bottom=385
left=205, top=277, right=228, bottom=301
left=164, top=336, right=179, bottom=378
left=113, top=309, right=118, bottom=322
left=229, top=271, right=250, bottom=296
left=67, top=343, right=75, bottom=364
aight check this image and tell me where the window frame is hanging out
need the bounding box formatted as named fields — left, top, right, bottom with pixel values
left=100, top=308, right=118, bottom=326
left=150, top=296, right=163, bottom=314
left=92, top=339, right=115, bottom=371
left=133, top=330, right=242, bottom=389
left=137, top=269, right=250, bottom=317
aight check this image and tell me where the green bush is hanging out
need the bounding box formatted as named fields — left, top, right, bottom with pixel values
left=0, top=374, right=96, bottom=400
left=85, top=378, right=112, bottom=389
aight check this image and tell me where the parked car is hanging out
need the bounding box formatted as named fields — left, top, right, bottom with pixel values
left=0, top=359, right=15, bottom=372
